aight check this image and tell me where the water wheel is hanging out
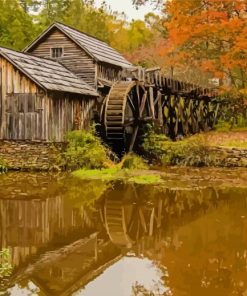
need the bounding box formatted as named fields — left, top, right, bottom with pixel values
left=103, top=81, right=149, bottom=154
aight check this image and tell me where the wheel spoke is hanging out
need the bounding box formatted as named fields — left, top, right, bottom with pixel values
left=136, top=84, right=140, bottom=107
left=129, top=126, right=139, bottom=152
left=127, top=95, right=136, bottom=113
left=139, top=91, right=147, bottom=117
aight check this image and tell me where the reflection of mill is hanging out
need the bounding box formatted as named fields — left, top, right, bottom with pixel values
left=100, top=185, right=162, bottom=247
left=100, top=185, right=225, bottom=249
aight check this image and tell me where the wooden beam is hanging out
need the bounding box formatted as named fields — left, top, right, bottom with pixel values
left=157, top=92, right=163, bottom=126
left=149, top=87, right=155, bottom=119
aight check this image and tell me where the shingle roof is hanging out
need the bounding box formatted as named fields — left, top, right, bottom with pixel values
left=0, top=47, right=98, bottom=97
left=24, top=22, right=133, bottom=69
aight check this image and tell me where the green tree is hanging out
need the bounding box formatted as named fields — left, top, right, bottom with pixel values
left=0, top=0, right=37, bottom=50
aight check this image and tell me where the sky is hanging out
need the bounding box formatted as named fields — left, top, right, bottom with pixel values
left=94, top=0, right=161, bottom=20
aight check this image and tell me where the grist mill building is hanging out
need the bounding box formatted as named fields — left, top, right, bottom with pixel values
left=0, top=22, right=133, bottom=170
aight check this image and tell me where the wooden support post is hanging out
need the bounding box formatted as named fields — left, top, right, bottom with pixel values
left=149, top=87, right=155, bottom=119
left=157, top=91, right=163, bottom=126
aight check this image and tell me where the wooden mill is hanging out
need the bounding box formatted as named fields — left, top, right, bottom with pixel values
left=101, top=72, right=218, bottom=153
left=0, top=22, right=218, bottom=155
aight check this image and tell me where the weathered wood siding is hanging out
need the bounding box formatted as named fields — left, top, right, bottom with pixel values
left=97, top=62, right=123, bottom=82
left=0, top=57, right=46, bottom=141
left=46, top=92, right=95, bottom=142
left=28, top=28, right=96, bottom=87
left=0, top=57, right=96, bottom=142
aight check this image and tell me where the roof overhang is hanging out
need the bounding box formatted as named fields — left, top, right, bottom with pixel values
left=0, top=50, right=46, bottom=91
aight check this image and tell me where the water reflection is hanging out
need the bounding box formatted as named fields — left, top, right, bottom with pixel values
left=0, top=170, right=247, bottom=295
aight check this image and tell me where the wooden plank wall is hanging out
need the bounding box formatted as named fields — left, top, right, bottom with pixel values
left=0, top=57, right=96, bottom=142
left=46, top=92, right=96, bottom=142
left=97, top=62, right=123, bottom=82
left=28, top=29, right=97, bottom=87
left=0, top=57, right=46, bottom=141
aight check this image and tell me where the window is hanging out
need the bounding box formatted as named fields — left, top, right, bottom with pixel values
left=51, top=47, right=63, bottom=58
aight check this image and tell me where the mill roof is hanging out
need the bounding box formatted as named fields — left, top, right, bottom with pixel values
left=0, top=47, right=98, bottom=97
left=24, top=22, right=133, bottom=69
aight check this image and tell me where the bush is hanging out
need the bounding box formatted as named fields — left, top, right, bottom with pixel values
left=216, top=94, right=247, bottom=131
left=143, top=130, right=216, bottom=167
left=62, top=128, right=111, bottom=170
left=120, top=153, right=148, bottom=170
left=215, top=116, right=247, bottom=132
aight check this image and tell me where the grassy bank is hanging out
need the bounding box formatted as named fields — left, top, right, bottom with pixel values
left=142, top=129, right=247, bottom=167
left=62, top=131, right=164, bottom=184
left=72, top=153, right=162, bottom=184
left=51, top=124, right=247, bottom=184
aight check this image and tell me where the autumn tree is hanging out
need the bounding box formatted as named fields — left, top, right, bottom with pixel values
left=162, top=0, right=247, bottom=90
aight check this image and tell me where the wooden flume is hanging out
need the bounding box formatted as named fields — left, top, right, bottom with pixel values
left=101, top=67, right=219, bottom=154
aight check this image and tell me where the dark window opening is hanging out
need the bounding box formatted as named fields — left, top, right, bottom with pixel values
left=51, top=47, right=63, bottom=58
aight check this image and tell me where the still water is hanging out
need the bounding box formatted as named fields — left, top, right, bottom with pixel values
left=0, top=168, right=247, bottom=296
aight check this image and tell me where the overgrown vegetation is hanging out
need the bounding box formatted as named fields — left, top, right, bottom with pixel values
left=143, top=125, right=247, bottom=167
left=142, top=129, right=218, bottom=167
left=61, top=129, right=112, bottom=170
left=0, top=248, right=12, bottom=278
left=71, top=151, right=160, bottom=184
left=215, top=96, right=247, bottom=132
left=120, top=153, right=148, bottom=170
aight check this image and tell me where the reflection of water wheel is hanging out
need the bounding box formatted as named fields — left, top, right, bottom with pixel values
left=101, top=193, right=163, bottom=247
left=103, top=198, right=135, bottom=246
left=103, top=81, right=149, bottom=154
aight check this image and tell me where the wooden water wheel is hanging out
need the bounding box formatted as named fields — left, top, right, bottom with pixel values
left=103, top=81, right=150, bottom=153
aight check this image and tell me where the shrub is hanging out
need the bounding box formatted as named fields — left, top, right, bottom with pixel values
left=142, top=130, right=216, bottom=167
left=62, top=128, right=112, bottom=170
left=215, top=116, right=247, bottom=132
left=216, top=94, right=247, bottom=131
left=120, top=153, right=148, bottom=170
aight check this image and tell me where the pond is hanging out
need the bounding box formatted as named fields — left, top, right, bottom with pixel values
left=0, top=168, right=247, bottom=296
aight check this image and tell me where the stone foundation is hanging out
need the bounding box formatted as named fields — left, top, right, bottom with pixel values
left=0, top=140, right=67, bottom=171
left=210, top=147, right=247, bottom=167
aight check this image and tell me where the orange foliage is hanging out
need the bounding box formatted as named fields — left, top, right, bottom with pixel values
left=161, top=0, right=247, bottom=89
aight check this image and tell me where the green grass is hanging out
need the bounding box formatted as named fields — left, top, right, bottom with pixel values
left=216, top=126, right=247, bottom=132
left=72, top=168, right=164, bottom=184
left=72, top=168, right=118, bottom=181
